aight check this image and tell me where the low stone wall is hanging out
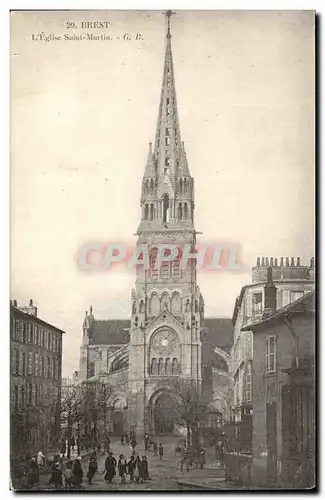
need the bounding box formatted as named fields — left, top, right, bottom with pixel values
left=225, top=452, right=253, bottom=485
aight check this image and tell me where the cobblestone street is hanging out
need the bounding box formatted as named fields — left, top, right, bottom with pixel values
left=35, top=436, right=226, bottom=491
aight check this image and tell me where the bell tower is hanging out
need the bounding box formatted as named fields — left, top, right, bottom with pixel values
left=128, top=11, right=204, bottom=434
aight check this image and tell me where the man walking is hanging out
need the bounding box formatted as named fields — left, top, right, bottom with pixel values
left=144, top=433, right=149, bottom=452
left=158, top=443, right=164, bottom=461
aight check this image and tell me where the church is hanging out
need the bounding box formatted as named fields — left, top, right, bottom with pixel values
left=78, top=12, right=233, bottom=436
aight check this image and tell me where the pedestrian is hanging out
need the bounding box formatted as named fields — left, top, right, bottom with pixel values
left=87, top=455, right=98, bottom=485
left=105, top=436, right=111, bottom=453
left=64, top=462, right=73, bottom=489
left=159, top=443, right=164, bottom=460
left=104, top=452, right=116, bottom=483
left=153, top=441, right=158, bottom=457
left=53, top=461, right=63, bottom=490
left=125, top=432, right=130, bottom=445
left=197, top=446, right=206, bottom=470
left=28, top=458, right=38, bottom=488
left=133, top=455, right=140, bottom=483
left=37, top=449, right=45, bottom=470
left=144, top=433, right=149, bottom=452
left=130, top=435, right=137, bottom=452
left=180, top=447, right=187, bottom=471
left=121, top=434, right=125, bottom=445
left=140, top=456, right=149, bottom=481
left=118, top=454, right=128, bottom=483
left=72, top=457, right=83, bottom=487
left=127, top=455, right=135, bottom=482
left=60, top=440, right=66, bottom=457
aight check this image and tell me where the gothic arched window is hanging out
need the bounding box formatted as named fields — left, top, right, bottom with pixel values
left=144, top=204, right=149, bottom=220
left=171, top=293, right=182, bottom=314
left=158, top=357, right=164, bottom=375
left=172, top=358, right=180, bottom=375
left=184, top=203, right=188, bottom=220
left=151, top=358, right=158, bottom=375
left=179, top=178, right=183, bottom=194
left=140, top=300, right=145, bottom=313
left=165, top=358, right=172, bottom=375
left=149, top=294, right=160, bottom=316
left=163, top=195, right=170, bottom=224
left=178, top=203, right=182, bottom=221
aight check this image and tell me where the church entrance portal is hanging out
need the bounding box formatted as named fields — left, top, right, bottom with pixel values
left=153, top=392, right=175, bottom=434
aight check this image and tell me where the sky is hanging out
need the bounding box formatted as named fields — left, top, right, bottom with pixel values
left=10, top=10, right=315, bottom=376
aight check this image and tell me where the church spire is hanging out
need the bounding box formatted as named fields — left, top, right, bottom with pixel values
left=153, top=10, right=183, bottom=180
left=139, top=11, right=194, bottom=230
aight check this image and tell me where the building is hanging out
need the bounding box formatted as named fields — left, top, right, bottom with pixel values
left=10, top=299, right=65, bottom=454
left=242, top=272, right=315, bottom=487
left=78, top=14, right=234, bottom=436
left=230, top=257, right=315, bottom=452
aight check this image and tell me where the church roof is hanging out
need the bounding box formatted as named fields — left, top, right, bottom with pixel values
left=89, top=319, right=130, bottom=345
left=88, top=316, right=233, bottom=349
left=201, top=317, right=233, bottom=350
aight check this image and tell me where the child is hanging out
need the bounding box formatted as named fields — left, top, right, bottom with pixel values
left=64, top=462, right=73, bottom=489
left=159, top=443, right=164, bottom=460
left=118, top=454, right=128, bottom=483
left=127, top=455, right=135, bottom=482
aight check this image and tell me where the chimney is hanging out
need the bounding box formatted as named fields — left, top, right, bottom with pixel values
left=256, top=257, right=261, bottom=267
left=29, top=299, right=33, bottom=306
left=285, top=257, right=290, bottom=267
left=263, top=267, right=277, bottom=318
left=13, top=300, right=17, bottom=307
left=265, top=257, right=269, bottom=267
left=291, top=257, right=295, bottom=267
left=297, top=257, right=301, bottom=267
left=261, top=257, right=265, bottom=266
left=270, top=257, right=274, bottom=266
left=280, top=257, right=284, bottom=267
left=274, top=258, right=278, bottom=267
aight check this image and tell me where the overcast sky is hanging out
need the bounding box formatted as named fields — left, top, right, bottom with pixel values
left=11, top=10, right=315, bottom=376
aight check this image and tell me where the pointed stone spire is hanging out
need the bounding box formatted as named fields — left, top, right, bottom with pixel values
left=178, top=142, right=191, bottom=177
left=143, top=142, right=156, bottom=178
left=153, top=11, right=184, bottom=180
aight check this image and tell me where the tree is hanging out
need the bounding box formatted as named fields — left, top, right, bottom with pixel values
left=165, top=379, right=209, bottom=448
left=60, top=383, right=84, bottom=458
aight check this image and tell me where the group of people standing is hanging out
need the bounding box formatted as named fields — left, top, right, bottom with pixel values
left=104, top=451, right=150, bottom=484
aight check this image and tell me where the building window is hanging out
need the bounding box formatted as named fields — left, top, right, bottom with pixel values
left=291, top=291, right=304, bottom=303
left=21, top=387, right=25, bottom=407
left=15, top=349, right=20, bottom=375
left=161, top=261, right=171, bottom=279
left=28, top=382, right=32, bottom=405
left=22, top=352, right=26, bottom=376
left=28, top=352, right=33, bottom=375
left=252, top=292, right=263, bottom=314
left=244, top=364, right=252, bottom=402
left=28, top=323, right=32, bottom=343
left=150, top=248, right=158, bottom=280
left=14, top=386, right=18, bottom=407
left=266, top=335, right=276, bottom=373
left=172, top=358, right=180, bottom=375
left=282, top=290, right=290, bottom=307
left=47, top=357, right=51, bottom=378
left=15, top=321, right=20, bottom=340
left=158, top=358, right=164, bottom=375
left=151, top=358, right=158, bottom=375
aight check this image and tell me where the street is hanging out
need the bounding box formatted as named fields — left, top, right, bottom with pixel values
left=35, top=436, right=224, bottom=491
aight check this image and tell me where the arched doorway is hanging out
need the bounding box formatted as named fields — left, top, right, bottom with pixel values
left=153, top=391, right=175, bottom=435
left=112, top=398, right=126, bottom=436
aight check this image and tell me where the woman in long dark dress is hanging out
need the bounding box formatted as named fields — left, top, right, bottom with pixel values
left=72, top=458, right=83, bottom=487
left=104, top=453, right=116, bottom=483
left=140, top=456, right=149, bottom=482
left=117, top=454, right=128, bottom=483
left=87, top=456, right=98, bottom=485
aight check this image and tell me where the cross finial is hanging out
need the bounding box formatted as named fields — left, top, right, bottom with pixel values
left=163, top=10, right=176, bottom=37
